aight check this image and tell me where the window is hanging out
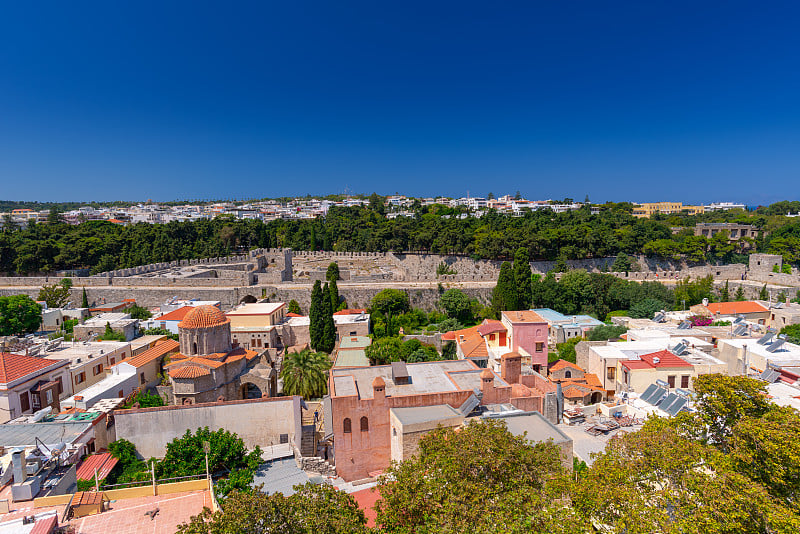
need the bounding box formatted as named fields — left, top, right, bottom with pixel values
left=535, top=342, right=544, bottom=352
left=75, top=372, right=86, bottom=385
left=564, top=370, right=572, bottom=379
left=46, top=390, right=53, bottom=404
left=193, top=342, right=198, bottom=354
left=343, top=418, right=352, bottom=433
left=623, top=369, right=629, bottom=384
left=110, top=357, right=115, bottom=365
left=55, top=376, right=63, bottom=395
left=93, top=363, right=104, bottom=376
left=607, top=367, right=616, bottom=380
left=360, top=416, right=369, bottom=432
left=140, top=372, right=146, bottom=385
left=681, top=375, right=690, bottom=388
left=489, top=334, right=495, bottom=341
left=667, top=375, right=676, bottom=388
left=20, top=392, right=30, bottom=413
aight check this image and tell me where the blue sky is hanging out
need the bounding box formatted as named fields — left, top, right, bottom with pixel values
left=1, top=1, right=799, bottom=203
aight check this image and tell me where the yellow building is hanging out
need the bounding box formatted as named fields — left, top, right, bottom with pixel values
left=632, top=202, right=704, bottom=218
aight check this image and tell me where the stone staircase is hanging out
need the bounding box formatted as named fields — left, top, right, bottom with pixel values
left=300, top=424, right=317, bottom=457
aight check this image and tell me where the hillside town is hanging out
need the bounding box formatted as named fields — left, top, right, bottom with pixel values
left=0, top=196, right=750, bottom=228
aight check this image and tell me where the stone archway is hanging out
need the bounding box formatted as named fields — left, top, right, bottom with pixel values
left=240, top=294, right=258, bottom=304
left=240, top=381, right=264, bottom=399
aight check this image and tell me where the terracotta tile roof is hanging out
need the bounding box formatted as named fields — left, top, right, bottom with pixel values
left=166, top=356, right=226, bottom=369
left=286, top=312, right=304, bottom=318
left=74, top=491, right=105, bottom=506
left=0, top=353, right=64, bottom=383
left=157, top=306, right=195, bottom=322
left=30, top=515, right=58, bottom=534
left=621, top=350, right=692, bottom=370
left=562, top=384, right=593, bottom=399
left=706, top=301, right=768, bottom=315
left=333, top=308, right=367, bottom=316
left=120, top=339, right=179, bottom=369
left=549, top=359, right=583, bottom=372
left=476, top=320, right=507, bottom=336
left=169, top=365, right=211, bottom=379
left=76, top=452, right=119, bottom=481
left=178, top=305, right=229, bottom=329
left=501, top=310, right=546, bottom=323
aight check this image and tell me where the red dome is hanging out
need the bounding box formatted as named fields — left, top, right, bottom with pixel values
left=178, top=305, right=229, bottom=329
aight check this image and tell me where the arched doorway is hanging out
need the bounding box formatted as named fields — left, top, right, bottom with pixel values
left=241, top=382, right=263, bottom=399
left=591, top=392, right=602, bottom=404
left=240, top=295, right=258, bottom=304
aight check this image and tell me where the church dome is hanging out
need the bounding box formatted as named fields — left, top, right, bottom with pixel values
left=178, top=305, right=230, bottom=329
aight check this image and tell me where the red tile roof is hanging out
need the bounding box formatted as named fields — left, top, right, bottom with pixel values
left=549, top=359, right=583, bottom=372
left=73, top=491, right=105, bottom=506
left=621, top=350, right=692, bottom=370
left=706, top=301, right=768, bottom=315
left=29, top=515, right=58, bottom=534
left=333, top=308, right=367, bottom=316
left=477, top=320, right=507, bottom=336
left=286, top=312, right=304, bottom=318
left=157, top=306, right=195, bottom=322
left=0, top=353, right=64, bottom=383
left=178, top=305, right=229, bottom=329
left=76, top=452, right=119, bottom=481
left=169, top=365, right=211, bottom=379
left=121, top=339, right=179, bottom=369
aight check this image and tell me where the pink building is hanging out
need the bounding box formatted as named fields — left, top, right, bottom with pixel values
left=326, top=355, right=557, bottom=481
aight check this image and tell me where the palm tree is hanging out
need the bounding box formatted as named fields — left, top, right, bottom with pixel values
left=280, top=349, right=332, bottom=399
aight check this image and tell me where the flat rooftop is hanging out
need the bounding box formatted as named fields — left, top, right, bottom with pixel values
left=334, top=349, right=369, bottom=368
left=532, top=308, right=603, bottom=327
left=129, top=335, right=168, bottom=351
left=484, top=411, right=571, bottom=445
left=44, top=341, right=130, bottom=366
left=226, top=302, right=285, bottom=316
left=83, top=313, right=134, bottom=325
left=339, top=336, right=371, bottom=349
left=0, top=420, right=92, bottom=447
left=391, top=404, right=462, bottom=426
left=721, top=338, right=800, bottom=364
left=331, top=359, right=497, bottom=399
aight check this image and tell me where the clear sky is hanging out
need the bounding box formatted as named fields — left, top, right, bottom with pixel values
left=1, top=1, right=799, bottom=203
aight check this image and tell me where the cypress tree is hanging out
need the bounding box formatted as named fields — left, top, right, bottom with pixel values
left=512, top=247, right=532, bottom=310
left=326, top=262, right=340, bottom=281
left=321, top=283, right=336, bottom=353
left=735, top=286, right=746, bottom=301
left=492, top=262, right=518, bottom=315
left=309, top=280, right=323, bottom=351
left=329, top=278, right=340, bottom=312
left=720, top=280, right=730, bottom=302
left=81, top=287, right=89, bottom=309
left=759, top=284, right=769, bottom=301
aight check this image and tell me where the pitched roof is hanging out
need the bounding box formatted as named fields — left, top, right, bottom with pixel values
left=122, top=339, right=179, bottom=369
left=0, top=353, right=64, bottom=384
left=706, top=301, right=768, bottom=315
left=156, top=306, right=195, bottom=322
left=477, top=320, right=507, bottom=336
left=621, top=350, right=692, bottom=370
left=76, top=452, right=119, bottom=481
left=550, top=359, right=583, bottom=372
left=169, top=365, right=211, bottom=379
left=286, top=312, right=304, bottom=318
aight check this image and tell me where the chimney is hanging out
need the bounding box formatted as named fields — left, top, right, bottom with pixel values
left=11, top=448, right=26, bottom=485
left=479, top=369, right=496, bottom=404
left=501, top=352, right=521, bottom=385
left=372, top=376, right=386, bottom=403
left=702, top=298, right=709, bottom=307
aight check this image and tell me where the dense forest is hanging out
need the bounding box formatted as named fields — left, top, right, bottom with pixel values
left=1, top=201, right=799, bottom=275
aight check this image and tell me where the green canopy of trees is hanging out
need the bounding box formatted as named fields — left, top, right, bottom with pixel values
left=0, top=295, right=42, bottom=335
left=280, top=349, right=332, bottom=399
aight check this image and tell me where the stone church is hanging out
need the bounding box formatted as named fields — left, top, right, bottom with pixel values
left=165, top=305, right=277, bottom=404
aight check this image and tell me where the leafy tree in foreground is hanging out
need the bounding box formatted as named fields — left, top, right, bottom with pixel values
left=375, top=418, right=580, bottom=533
left=587, top=324, right=628, bottom=341
left=127, top=304, right=152, bottom=320
left=628, top=297, right=667, bottom=319
left=326, top=261, right=340, bottom=281
left=0, top=295, right=42, bottom=335
left=280, top=349, right=331, bottom=398
left=177, top=483, right=368, bottom=534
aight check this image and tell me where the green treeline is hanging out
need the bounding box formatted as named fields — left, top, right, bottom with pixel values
left=2, top=203, right=800, bottom=275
